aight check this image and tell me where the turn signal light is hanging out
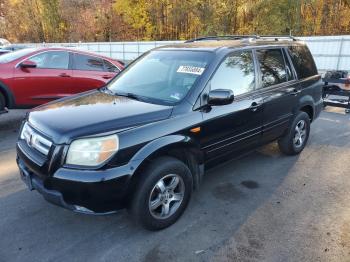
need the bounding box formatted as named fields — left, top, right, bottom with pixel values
left=190, top=127, right=201, bottom=133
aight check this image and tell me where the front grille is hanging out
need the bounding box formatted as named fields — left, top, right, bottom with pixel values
left=17, top=140, right=47, bottom=167
left=20, top=122, right=52, bottom=156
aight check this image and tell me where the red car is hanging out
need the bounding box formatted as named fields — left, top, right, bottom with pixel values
left=0, top=47, right=124, bottom=113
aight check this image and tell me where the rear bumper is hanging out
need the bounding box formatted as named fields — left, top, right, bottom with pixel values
left=17, top=152, right=133, bottom=214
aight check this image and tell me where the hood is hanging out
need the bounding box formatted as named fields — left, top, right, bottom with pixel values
left=28, top=90, right=173, bottom=144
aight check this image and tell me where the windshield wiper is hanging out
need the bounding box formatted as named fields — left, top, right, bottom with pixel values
left=114, top=92, right=146, bottom=102
left=112, top=91, right=172, bottom=105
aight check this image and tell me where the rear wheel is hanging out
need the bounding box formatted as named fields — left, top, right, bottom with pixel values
left=278, top=111, right=310, bottom=155
left=129, top=156, right=193, bottom=230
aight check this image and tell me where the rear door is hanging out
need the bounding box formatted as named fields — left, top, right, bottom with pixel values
left=12, top=50, right=73, bottom=106
left=71, top=53, right=117, bottom=94
left=200, top=50, right=263, bottom=161
left=287, top=45, right=322, bottom=117
left=254, top=47, right=299, bottom=144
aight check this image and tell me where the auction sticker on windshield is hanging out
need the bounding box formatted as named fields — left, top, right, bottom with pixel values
left=177, top=65, right=205, bottom=75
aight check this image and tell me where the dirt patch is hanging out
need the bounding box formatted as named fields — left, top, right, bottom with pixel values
left=212, top=182, right=245, bottom=201
left=340, top=221, right=350, bottom=249
left=240, top=180, right=259, bottom=189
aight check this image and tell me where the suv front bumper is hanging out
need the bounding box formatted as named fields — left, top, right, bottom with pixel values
left=17, top=145, right=133, bottom=214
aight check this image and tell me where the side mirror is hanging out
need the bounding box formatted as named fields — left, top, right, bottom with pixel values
left=207, top=89, right=234, bottom=106
left=20, top=60, right=37, bottom=68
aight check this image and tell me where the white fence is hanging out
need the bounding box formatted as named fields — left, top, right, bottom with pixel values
left=299, top=36, right=350, bottom=72
left=25, top=41, right=181, bottom=62
left=23, top=35, right=350, bottom=72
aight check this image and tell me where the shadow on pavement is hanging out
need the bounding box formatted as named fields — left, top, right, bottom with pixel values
left=0, top=141, right=298, bottom=262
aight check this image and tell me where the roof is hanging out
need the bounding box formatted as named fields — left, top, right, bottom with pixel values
left=155, top=36, right=305, bottom=52
left=28, top=46, right=118, bottom=61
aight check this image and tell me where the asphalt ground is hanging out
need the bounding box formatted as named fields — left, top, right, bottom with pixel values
left=1, top=108, right=350, bottom=262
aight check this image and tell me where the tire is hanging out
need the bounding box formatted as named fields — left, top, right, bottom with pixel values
left=278, top=111, right=310, bottom=155
left=129, top=156, right=193, bottom=230
left=0, top=92, right=5, bottom=111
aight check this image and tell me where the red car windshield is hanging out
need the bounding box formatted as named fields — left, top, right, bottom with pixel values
left=0, top=48, right=36, bottom=64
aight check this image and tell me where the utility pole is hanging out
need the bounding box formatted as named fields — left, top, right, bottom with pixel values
left=288, top=0, right=301, bottom=36
left=295, top=0, right=301, bottom=36
left=0, top=0, right=4, bottom=37
left=287, top=0, right=292, bottom=35
left=109, top=0, right=117, bottom=42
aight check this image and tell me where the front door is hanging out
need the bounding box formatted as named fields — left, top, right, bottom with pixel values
left=13, top=51, right=73, bottom=106
left=199, top=50, right=263, bottom=161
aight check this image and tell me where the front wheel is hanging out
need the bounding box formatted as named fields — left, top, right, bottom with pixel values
left=278, top=111, right=310, bottom=155
left=129, top=156, right=193, bottom=230
left=0, top=93, right=5, bottom=112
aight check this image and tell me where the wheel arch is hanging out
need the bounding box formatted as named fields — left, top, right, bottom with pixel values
left=127, top=135, right=205, bottom=198
left=0, top=80, right=15, bottom=108
left=298, top=95, right=315, bottom=122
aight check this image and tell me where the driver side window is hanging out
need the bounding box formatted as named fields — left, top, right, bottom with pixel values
left=211, top=51, right=255, bottom=96
left=29, top=51, right=69, bottom=69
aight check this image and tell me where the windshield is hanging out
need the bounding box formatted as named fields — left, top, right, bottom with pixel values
left=0, top=48, right=36, bottom=64
left=107, top=50, right=213, bottom=104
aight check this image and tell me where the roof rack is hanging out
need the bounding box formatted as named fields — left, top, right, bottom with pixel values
left=185, top=35, right=297, bottom=43
left=257, top=35, right=297, bottom=41
left=185, top=35, right=259, bottom=43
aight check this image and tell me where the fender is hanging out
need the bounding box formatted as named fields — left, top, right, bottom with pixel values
left=298, top=94, right=315, bottom=118
left=130, top=134, right=203, bottom=168
left=127, top=134, right=205, bottom=189
left=0, top=80, right=15, bottom=108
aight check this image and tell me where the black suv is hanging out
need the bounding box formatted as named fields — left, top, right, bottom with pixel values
left=17, top=36, right=323, bottom=230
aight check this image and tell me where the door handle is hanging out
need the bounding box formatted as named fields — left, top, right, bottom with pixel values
left=249, top=102, right=261, bottom=112
left=290, top=88, right=301, bottom=96
left=59, top=73, right=71, bottom=77
left=102, top=75, right=113, bottom=79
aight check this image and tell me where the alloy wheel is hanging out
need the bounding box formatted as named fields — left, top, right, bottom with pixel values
left=148, top=174, right=185, bottom=219
left=293, top=120, right=307, bottom=148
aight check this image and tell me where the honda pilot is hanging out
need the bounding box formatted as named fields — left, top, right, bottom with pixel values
left=16, top=36, right=323, bottom=230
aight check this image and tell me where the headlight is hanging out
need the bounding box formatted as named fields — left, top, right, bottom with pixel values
left=66, top=134, right=119, bottom=166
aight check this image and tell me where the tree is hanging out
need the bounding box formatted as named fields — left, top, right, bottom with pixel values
left=1, top=0, right=350, bottom=42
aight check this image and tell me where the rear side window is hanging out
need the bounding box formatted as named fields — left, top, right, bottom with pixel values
left=287, top=45, right=317, bottom=79
left=104, top=60, right=120, bottom=73
left=256, top=49, right=287, bottom=88
left=73, top=54, right=104, bottom=71
left=211, top=51, right=255, bottom=96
